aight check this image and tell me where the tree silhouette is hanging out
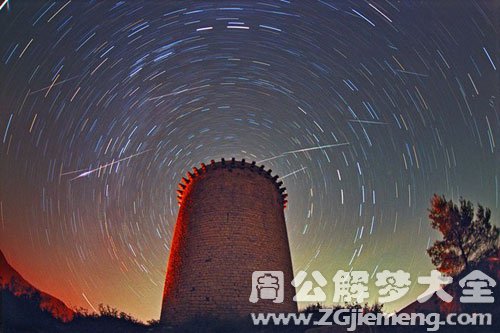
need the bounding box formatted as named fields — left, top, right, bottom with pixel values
left=427, top=194, right=499, bottom=276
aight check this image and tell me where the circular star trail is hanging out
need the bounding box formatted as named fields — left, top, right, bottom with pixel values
left=0, top=0, right=497, bottom=321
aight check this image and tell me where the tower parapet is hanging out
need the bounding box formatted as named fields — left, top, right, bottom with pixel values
left=176, top=158, right=288, bottom=208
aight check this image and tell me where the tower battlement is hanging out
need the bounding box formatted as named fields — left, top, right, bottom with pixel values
left=176, top=157, right=288, bottom=207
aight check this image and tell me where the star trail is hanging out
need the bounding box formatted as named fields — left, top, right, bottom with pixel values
left=0, top=0, right=498, bottom=322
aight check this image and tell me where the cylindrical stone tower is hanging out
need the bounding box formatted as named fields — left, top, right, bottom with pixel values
left=161, top=158, right=296, bottom=324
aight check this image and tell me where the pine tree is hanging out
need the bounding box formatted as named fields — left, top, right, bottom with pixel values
left=427, top=194, right=499, bottom=276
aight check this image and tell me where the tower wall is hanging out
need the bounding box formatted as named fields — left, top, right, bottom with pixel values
left=160, top=158, right=296, bottom=324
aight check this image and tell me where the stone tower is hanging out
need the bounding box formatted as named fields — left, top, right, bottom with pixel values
left=160, top=158, right=296, bottom=324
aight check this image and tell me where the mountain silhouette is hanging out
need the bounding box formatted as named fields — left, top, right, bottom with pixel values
left=0, top=249, right=74, bottom=323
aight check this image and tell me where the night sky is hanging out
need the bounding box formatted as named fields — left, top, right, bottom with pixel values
left=0, top=0, right=498, bottom=322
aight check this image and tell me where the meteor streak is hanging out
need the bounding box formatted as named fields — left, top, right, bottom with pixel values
left=283, top=142, right=350, bottom=155
left=281, top=166, right=307, bottom=179
left=62, top=149, right=151, bottom=181
left=348, top=119, right=388, bottom=125
left=28, top=75, right=81, bottom=95
left=396, top=69, right=429, bottom=77
left=258, top=142, right=350, bottom=163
